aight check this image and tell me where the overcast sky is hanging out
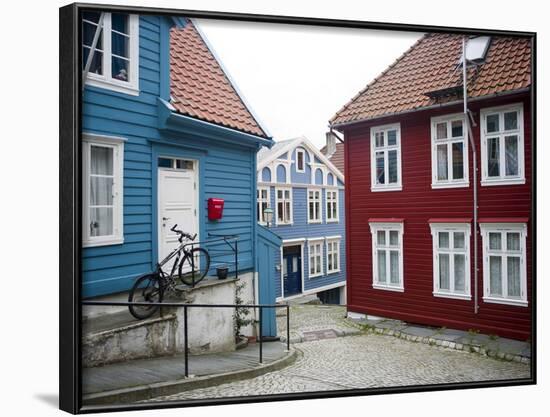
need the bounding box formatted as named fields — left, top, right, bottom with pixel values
left=195, top=19, right=422, bottom=149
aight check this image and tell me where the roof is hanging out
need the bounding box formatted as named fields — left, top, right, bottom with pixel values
left=257, top=136, right=345, bottom=184
left=170, top=20, right=268, bottom=138
left=320, top=142, right=345, bottom=173
left=330, top=33, right=531, bottom=126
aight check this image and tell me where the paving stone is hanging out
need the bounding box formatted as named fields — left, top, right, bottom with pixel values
left=402, top=326, right=438, bottom=338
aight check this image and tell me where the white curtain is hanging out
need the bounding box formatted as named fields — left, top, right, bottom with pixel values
left=390, top=251, right=399, bottom=284
left=507, top=257, right=521, bottom=297
left=505, top=136, right=519, bottom=176
left=439, top=254, right=450, bottom=290
left=489, top=256, right=502, bottom=296
left=378, top=250, right=386, bottom=283
left=90, top=146, right=114, bottom=237
left=437, top=144, right=448, bottom=180
left=454, top=254, right=465, bottom=292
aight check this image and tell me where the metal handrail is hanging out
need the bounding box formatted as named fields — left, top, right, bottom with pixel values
left=82, top=300, right=291, bottom=376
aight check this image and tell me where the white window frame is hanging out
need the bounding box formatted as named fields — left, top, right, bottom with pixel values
left=326, top=189, right=339, bottom=223
left=480, top=103, right=525, bottom=186
left=82, top=133, right=125, bottom=247
left=83, top=13, right=140, bottom=96
left=326, top=237, right=341, bottom=274
left=370, top=123, right=402, bottom=192
left=296, top=148, right=306, bottom=173
left=307, top=189, right=322, bottom=224
left=429, top=223, right=471, bottom=300
left=480, top=223, right=528, bottom=307
left=430, top=114, right=469, bottom=189
left=369, top=222, right=404, bottom=291
left=308, top=238, right=324, bottom=278
left=257, top=186, right=270, bottom=225
left=275, top=187, right=293, bottom=225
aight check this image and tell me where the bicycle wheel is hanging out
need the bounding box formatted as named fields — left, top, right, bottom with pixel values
left=179, top=247, right=210, bottom=286
left=128, top=273, right=163, bottom=319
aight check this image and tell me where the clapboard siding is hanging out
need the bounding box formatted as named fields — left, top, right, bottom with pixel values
left=344, top=93, right=532, bottom=340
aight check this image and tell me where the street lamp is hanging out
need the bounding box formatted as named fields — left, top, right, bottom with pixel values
left=263, top=207, right=274, bottom=227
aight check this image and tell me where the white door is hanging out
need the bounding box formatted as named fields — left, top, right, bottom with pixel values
left=158, top=164, right=198, bottom=274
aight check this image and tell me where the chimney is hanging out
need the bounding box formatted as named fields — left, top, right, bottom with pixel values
left=325, top=131, right=336, bottom=157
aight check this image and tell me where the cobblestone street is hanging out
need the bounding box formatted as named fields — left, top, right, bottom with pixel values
left=150, top=306, right=530, bottom=402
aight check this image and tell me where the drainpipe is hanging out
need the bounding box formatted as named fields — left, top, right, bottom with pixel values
left=82, top=12, right=105, bottom=91
left=462, top=37, right=479, bottom=314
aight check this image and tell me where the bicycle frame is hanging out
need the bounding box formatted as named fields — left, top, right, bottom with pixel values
left=157, top=239, right=193, bottom=279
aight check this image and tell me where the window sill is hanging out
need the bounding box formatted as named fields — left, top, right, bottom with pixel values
left=371, top=185, right=403, bottom=192
left=85, top=77, right=140, bottom=96
left=481, top=177, right=526, bottom=187
left=482, top=296, right=528, bottom=307
left=327, top=270, right=341, bottom=275
left=433, top=291, right=471, bottom=301
left=83, top=237, right=124, bottom=248
left=307, top=220, right=323, bottom=224
left=276, top=222, right=294, bottom=226
left=309, top=273, right=324, bottom=279
left=431, top=181, right=470, bottom=189
left=372, top=284, right=404, bottom=292
left=326, top=219, right=339, bottom=224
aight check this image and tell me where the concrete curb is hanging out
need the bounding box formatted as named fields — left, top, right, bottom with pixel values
left=280, top=327, right=361, bottom=344
left=82, top=347, right=298, bottom=406
left=364, top=325, right=530, bottom=365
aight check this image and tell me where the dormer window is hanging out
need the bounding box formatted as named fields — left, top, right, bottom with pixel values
left=82, top=11, right=140, bottom=95
left=465, top=36, right=491, bottom=63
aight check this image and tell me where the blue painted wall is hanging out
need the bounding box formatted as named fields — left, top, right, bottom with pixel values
left=82, top=15, right=263, bottom=297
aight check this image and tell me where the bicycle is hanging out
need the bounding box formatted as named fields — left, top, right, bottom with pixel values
left=128, top=224, right=211, bottom=320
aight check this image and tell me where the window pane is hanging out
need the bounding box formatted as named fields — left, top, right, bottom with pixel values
left=90, top=207, right=114, bottom=237
left=504, top=111, right=518, bottom=131
left=507, top=257, right=521, bottom=297
left=390, top=251, right=399, bottom=284
left=389, top=230, right=398, bottom=246
left=158, top=157, right=171, bottom=168
left=261, top=189, right=267, bottom=199
left=376, top=152, right=385, bottom=184
left=375, top=132, right=384, bottom=147
left=454, top=254, right=465, bottom=292
left=387, top=130, right=397, bottom=146
left=332, top=202, right=337, bottom=219
left=297, top=152, right=304, bottom=170
left=176, top=159, right=193, bottom=170
left=452, top=142, right=464, bottom=180
left=436, top=122, right=447, bottom=139
left=111, top=13, right=129, bottom=34
left=451, top=120, right=463, bottom=137
left=334, top=252, right=339, bottom=270
left=82, top=11, right=101, bottom=23
left=112, top=56, right=129, bottom=81
left=90, top=146, right=113, bottom=175
left=507, top=232, right=520, bottom=251
left=439, top=232, right=449, bottom=249
left=83, top=47, right=103, bottom=74
left=439, top=254, right=450, bottom=290
left=377, top=250, right=386, bottom=283
left=309, top=202, right=315, bottom=220
left=489, top=256, right=502, bottom=296
left=437, top=144, right=448, bottom=181
left=293, top=257, right=298, bottom=273
left=486, top=114, right=499, bottom=133
left=277, top=190, right=282, bottom=199
left=90, top=177, right=113, bottom=205
left=489, top=232, right=501, bottom=250
left=388, top=150, right=398, bottom=183
left=277, top=202, right=283, bottom=221
left=377, top=230, right=386, bottom=246
left=285, top=190, right=290, bottom=199
left=83, top=21, right=102, bottom=48
left=112, top=32, right=129, bottom=58
left=453, top=232, right=465, bottom=249
left=505, top=135, right=519, bottom=176
left=487, top=137, right=500, bottom=177
left=285, top=202, right=291, bottom=222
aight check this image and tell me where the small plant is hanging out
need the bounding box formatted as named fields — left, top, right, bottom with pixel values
left=233, top=281, right=255, bottom=340
left=467, top=328, right=480, bottom=336
left=488, top=334, right=499, bottom=341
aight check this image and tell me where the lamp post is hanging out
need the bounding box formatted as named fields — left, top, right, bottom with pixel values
left=263, top=207, right=274, bottom=228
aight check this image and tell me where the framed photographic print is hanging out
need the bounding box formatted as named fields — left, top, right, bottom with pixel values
left=59, top=2, right=536, bottom=413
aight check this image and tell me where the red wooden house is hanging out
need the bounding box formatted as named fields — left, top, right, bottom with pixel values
left=330, top=33, right=532, bottom=340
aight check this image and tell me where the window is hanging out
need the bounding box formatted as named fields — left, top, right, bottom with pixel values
left=326, top=190, right=339, bottom=222
left=82, top=134, right=124, bottom=247
left=309, top=239, right=324, bottom=277
left=431, top=114, right=469, bottom=188
left=275, top=188, right=293, bottom=225
left=430, top=223, right=471, bottom=300
left=296, top=149, right=305, bottom=172
left=257, top=187, right=270, bottom=224
left=480, top=104, right=525, bottom=186
left=307, top=189, right=322, bottom=223
left=369, top=222, right=404, bottom=291
left=158, top=157, right=194, bottom=170
left=480, top=223, right=527, bottom=307
left=371, top=124, right=402, bottom=191
left=326, top=238, right=341, bottom=274
left=82, top=12, right=140, bottom=95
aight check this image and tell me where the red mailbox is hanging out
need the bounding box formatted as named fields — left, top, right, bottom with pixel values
left=208, top=198, right=224, bottom=220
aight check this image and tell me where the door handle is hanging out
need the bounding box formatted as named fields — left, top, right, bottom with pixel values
left=162, top=217, right=170, bottom=221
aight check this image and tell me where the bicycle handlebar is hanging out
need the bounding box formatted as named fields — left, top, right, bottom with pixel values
left=170, top=224, right=197, bottom=241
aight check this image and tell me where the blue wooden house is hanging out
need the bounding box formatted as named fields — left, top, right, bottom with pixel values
left=257, top=137, right=346, bottom=304
left=81, top=12, right=279, bottom=333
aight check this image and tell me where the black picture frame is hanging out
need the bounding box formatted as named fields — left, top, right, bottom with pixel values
left=59, top=3, right=536, bottom=413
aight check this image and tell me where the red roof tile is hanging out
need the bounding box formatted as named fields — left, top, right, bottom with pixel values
left=331, top=34, right=531, bottom=126
left=321, top=142, right=345, bottom=174
left=170, top=21, right=268, bottom=137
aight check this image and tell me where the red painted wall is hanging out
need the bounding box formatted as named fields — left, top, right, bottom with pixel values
left=343, top=93, right=532, bottom=340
